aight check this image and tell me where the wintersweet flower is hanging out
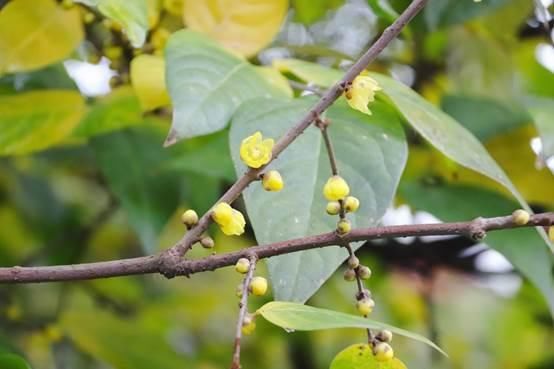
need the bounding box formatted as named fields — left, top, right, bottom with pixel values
left=240, top=131, right=274, bottom=168
left=211, top=203, right=246, bottom=236
left=262, top=170, right=284, bottom=192
left=323, top=175, right=350, bottom=201
left=345, top=75, right=381, bottom=115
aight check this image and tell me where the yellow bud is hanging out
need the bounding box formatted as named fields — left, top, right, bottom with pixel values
left=376, top=330, right=393, bottom=343
left=326, top=201, right=341, bottom=215
left=512, top=209, right=530, bottom=225
left=235, top=258, right=250, bottom=274
left=323, top=175, right=350, bottom=201
left=262, top=170, right=284, bottom=192
left=345, top=75, right=381, bottom=115
left=357, top=265, right=372, bottom=280
left=83, top=11, right=95, bottom=24
left=181, top=209, right=198, bottom=227
left=374, top=342, right=394, bottom=362
left=250, top=276, right=268, bottom=296
left=220, top=209, right=246, bottom=236
left=150, top=28, right=171, bottom=50
left=241, top=318, right=256, bottom=335
left=337, top=219, right=351, bottom=235
left=356, top=298, right=375, bottom=316
left=343, top=268, right=356, bottom=281
left=236, top=283, right=243, bottom=298
left=549, top=226, right=554, bottom=242
left=344, top=196, right=360, bottom=213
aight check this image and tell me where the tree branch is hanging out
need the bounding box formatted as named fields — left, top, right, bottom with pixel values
left=1, top=212, right=552, bottom=284
left=158, top=0, right=429, bottom=274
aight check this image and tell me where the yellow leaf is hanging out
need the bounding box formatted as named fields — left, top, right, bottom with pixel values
left=0, top=90, right=86, bottom=156
left=0, top=0, right=83, bottom=75
left=130, top=54, right=171, bottom=111
left=183, top=0, right=288, bottom=57
left=330, top=343, right=408, bottom=369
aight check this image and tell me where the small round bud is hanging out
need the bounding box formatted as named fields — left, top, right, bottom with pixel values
left=347, top=255, right=359, bottom=269
left=200, top=236, right=214, bottom=249
left=374, top=342, right=394, bottom=362
left=337, top=219, right=351, bottom=235
left=241, top=315, right=256, bottom=335
left=235, top=258, right=250, bottom=274
left=344, top=196, right=360, bottom=213
left=323, top=175, right=350, bottom=201
left=549, top=226, right=554, bottom=242
left=357, top=265, right=372, bottom=280
left=326, top=201, right=341, bottom=215
left=250, top=276, right=268, bottom=296
left=262, top=170, right=284, bottom=192
left=356, top=298, right=375, bottom=316
left=181, top=209, right=199, bottom=227
left=512, top=209, right=530, bottom=225
left=343, top=268, right=356, bottom=281
left=376, top=330, right=393, bottom=343
left=235, top=283, right=243, bottom=298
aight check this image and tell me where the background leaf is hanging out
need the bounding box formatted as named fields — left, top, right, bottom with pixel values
left=0, top=90, right=85, bottom=156
left=164, top=30, right=280, bottom=144
left=0, top=0, right=83, bottom=75
left=183, top=0, right=288, bottom=57
left=230, top=97, right=407, bottom=302
left=424, top=0, right=510, bottom=30
left=0, top=353, right=32, bottom=369
left=525, top=96, right=554, bottom=160
left=257, top=301, right=445, bottom=354
left=130, top=55, right=170, bottom=111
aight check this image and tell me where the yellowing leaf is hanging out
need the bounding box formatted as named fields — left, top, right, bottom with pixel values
left=0, top=90, right=85, bottom=156
left=0, top=0, right=83, bottom=75
left=330, top=343, right=408, bottom=369
left=183, top=0, right=288, bottom=57
left=130, top=55, right=170, bottom=111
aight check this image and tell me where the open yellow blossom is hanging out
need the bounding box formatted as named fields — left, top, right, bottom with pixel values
left=240, top=131, right=274, bottom=168
left=345, top=75, right=381, bottom=115
left=212, top=203, right=245, bottom=236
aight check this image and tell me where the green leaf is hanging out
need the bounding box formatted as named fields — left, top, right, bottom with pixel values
left=90, top=125, right=180, bottom=253
left=424, top=0, right=510, bottom=29
left=72, top=87, right=144, bottom=138
left=330, top=343, right=407, bottom=369
left=441, top=95, right=530, bottom=141
left=0, top=353, right=31, bottom=369
left=0, top=90, right=85, bottom=156
left=78, top=0, right=148, bottom=47
left=257, top=301, right=445, bottom=355
left=400, top=182, right=554, bottom=317
left=230, top=97, right=407, bottom=302
left=525, top=96, right=554, bottom=160
left=292, top=0, right=344, bottom=24
left=0, top=64, right=77, bottom=94
left=164, top=30, right=279, bottom=145
left=0, top=0, right=83, bottom=75
left=60, top=310, right=187, bottom=369
left=272, top=58, right=343, bottom=88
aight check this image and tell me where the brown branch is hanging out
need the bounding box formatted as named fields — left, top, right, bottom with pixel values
left=231, top=254, right=257, bottom=369
left=0, top=212, right=552, bottom=284
left=158, top=0, right=429, bottom=274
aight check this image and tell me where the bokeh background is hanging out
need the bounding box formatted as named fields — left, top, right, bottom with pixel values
left=0, top=0, right=553, bottom=368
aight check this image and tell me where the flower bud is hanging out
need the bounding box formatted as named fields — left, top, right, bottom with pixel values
left=357, top=265, right=372, bottom=280
left=343, top=268, right=356, bottom=281
left=181, top=209, right=199, bottom=227
left=323, top=175, right=350, bottom=201
left=344, top=196, right=360, bottom=213
left=326, top=201, right=341, bottom=215
left=347, top=255, right=359, bottom=269
left=374, top=342, right=394, bottom=362
left=376, top=330, right=393, bottom=343
left=200, top=236, right=214, bottom=249
left=512, top=209, right=530, bottom=225
left=337, top=219, right=351, bottom=235
left=262, top=170, right=284, bottom=192
left=356, top=297, right=375, bottom=316
left=235, top=258, right=250, bottom=274
left=241, top=315, right=256, bottom=335
left=250, top=276, right=268, bottom=296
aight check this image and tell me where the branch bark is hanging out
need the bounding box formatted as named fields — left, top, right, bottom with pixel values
left=158, top=0, right=430, bottom=274
left=1, top=212, right=552, bottom=284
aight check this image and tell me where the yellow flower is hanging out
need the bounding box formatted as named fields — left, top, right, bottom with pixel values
left=345, top=75, right=381, bottom=115
left=212, top=203, right=245, bottom=236
left=240, top=131, right=274, bottom=168
left=262, top=170, right=284, bottom=191
left=220, top=209, right=246, bottom=236
left=323, top=175, right=350, bottom=201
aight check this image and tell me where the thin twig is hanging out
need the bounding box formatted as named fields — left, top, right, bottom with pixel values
left=231, top=254, right=257, bottom=369
left=158, top=0, right=430, bottom=275
left=0, top=212, right=551, bottom=283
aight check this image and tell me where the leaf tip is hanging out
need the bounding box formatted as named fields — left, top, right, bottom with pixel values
left=164, top=130, right=178, bottom=147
